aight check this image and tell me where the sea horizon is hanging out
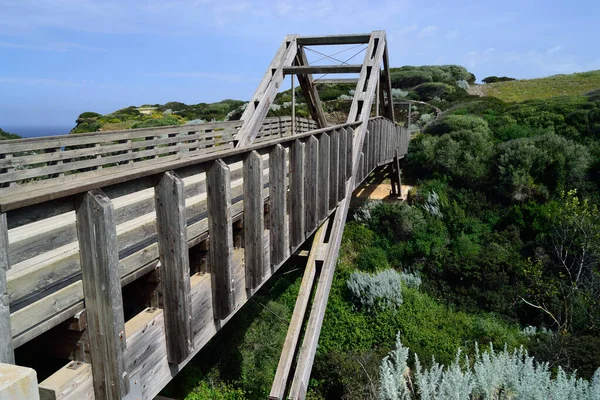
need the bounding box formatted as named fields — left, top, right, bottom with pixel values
left=1, top=125, right=74, bottom=138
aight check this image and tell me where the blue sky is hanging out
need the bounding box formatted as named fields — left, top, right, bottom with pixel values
left=1, top=0, right=599, bottom=127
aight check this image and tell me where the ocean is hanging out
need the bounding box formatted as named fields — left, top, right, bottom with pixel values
left=2, top=125, right=74, bottom=138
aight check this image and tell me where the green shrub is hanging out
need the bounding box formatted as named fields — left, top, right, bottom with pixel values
left=413, top=82, right=456, bottom=101
left=482, top=76, right=516, bottom=84
left=0, top=128, right=21, bottom=140
left=131, top=116, right=182, bottom=129
left=424, top=115, right=490, bottom=136
left=77, top=111, right=101, bottom=119
left=390, top=70, right=433, bottom=89
left=368, top=203, right=426, bottom=243
left=185, top=381, right=245, bottom=400
left=355, top=247, right=390, bottom=272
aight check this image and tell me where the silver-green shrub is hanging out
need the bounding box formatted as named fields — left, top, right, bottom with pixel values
left=379, top=336, right=600, bottom=400
left=347, top=269, right=403, bottom=312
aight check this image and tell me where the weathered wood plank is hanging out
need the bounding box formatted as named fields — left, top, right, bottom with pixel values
left=154, top=171, right=193, bottom=364
left=345, top=128, right=353, bottom=179
left=269, top=219, right=329, bottom=400
left=304, top=137, right=319, bottom=235
left=329, top=130, right=339, bottom=209
left=290, top=140, right=305, bottom=249
left=283, top=65, right=362, bottom=75
left=243, top=151, right=264, bottom=291
left=207, top=160, right=235, bottom=319
left=75, top=189, right=128, bottom=399
left=317, top=134, right=330, bottom=221
left=338, top=129, right=347, bottom=201
left=296, top=34, right=371, bottom=45
left=269, top=144, right=287, bottom=268
left=0, top=213, right=14, bottom=363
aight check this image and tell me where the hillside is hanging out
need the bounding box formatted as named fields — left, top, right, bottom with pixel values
left=0, top=127, right=21, bottom=140
left=478, top=69, right=600, bottom=102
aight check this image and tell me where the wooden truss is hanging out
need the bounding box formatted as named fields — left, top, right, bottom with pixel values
left=235, top=31, right=395, bottom=399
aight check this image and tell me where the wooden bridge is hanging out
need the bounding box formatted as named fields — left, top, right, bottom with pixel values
left=0, top=31, right=408, bottom=399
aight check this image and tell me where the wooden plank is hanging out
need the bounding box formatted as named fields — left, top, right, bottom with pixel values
left=269, top=144, right=287, bottom=268
left=304, top=136, right=319, bottom=235
left=328, top=130, right=339, bottom=210
left=296, top=34, right=371, bottom=45
left=39, top=361, right=94, bottom=400
left=236, top=35, right=298, bottom=147
left=243, top=151, right=264, bottom=291
left=345, top=127, right=353, bottom=179
left=269, top=219, right=329, bottom=400
left=283, top=65, right=362, bottom=75
left=207, top=160, right=235, bottom=319
left=290, top=140, right=305, bottom=249
left=314, top=78, right=359, bottom=84
left=75, top=189, right=128, bottom=399
left=154, top=171, right=193, bottom=364
left=317, top=134, right=330, bottom=221
left=0, top=213, right=14, bottom=363
left=338, top=129, right=347, bottom=201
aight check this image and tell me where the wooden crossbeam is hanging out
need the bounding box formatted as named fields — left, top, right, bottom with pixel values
left=294, top=47, right=328, bottom=128
left=314, top=78, right=359, bottom=84
left=283, top=65, right=362, bottom=75
left=296, top=34, right=371, bottom=45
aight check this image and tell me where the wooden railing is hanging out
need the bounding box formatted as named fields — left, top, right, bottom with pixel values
left=0, top=116, right=316, bottom=187
left=0, top=117, right=408, bottom=400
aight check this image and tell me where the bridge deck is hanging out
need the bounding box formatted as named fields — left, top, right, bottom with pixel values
left=0, top=116, right=408, bottom=399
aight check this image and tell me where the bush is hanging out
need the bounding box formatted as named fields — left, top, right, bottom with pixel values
left=424, top=115, right=490, bottom=136
left=185, top=382, right=245, bottom=400
left=347, top=269, right=404, bottom=312
left=413, top=82, right=456, bottom=101
left=355, top=247, right=390, bottom=272
left=77, top=111, right=101, bottom=119
left=0, top=128, right=21, bottom=140
left=368, top=203, right=426, bottom=243
left=379, top=335, right=600, bottom=400
left=390, top=70, right=433, bottom=89
left=482, top=76, right=516, bottom=84
left=131, top=116, right=182, bottom=129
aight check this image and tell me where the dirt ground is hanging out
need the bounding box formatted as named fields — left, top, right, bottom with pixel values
left=350, top=168, right=413, bottom=207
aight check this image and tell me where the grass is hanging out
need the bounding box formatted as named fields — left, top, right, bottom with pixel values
left=483, top=70, right=600, bottom=102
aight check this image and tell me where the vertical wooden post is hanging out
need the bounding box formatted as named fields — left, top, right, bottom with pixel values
left=338, top=129, right=347, bottom=201
left=75, top=189, right=129, bottom=399
left=270, top=144, right=286, bottom=268
left=358, top=152, right=365, bottom=187
left=304, top=136, right=319, bottom=235
left=329, top=129, right=339, bottom=209
left=0, top=213, right=14, bottom=364
left=207, top=160, right=235, bottom=319
left=291, top=75, right=296, bottom=136
left=318, top=133, right=330, bottom=221
left=346, top=127, right=353, bottom=179
left=290, top=140, right=305, bottom=250
left=154, top=171, right=193, bottom=364
left=244, top=151, right=265, bottom=290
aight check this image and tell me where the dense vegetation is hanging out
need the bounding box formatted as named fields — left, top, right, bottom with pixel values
left=155, top=66, right=600, bottom=399
left=0, top=127, right=21, bottom=140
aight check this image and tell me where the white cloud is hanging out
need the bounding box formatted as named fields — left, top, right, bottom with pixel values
left=418, top=25, right=439, bottom=38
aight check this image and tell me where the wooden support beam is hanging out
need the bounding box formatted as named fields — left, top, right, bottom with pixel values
left=0, top=213, right=14, bottom=364
left=345, top=128, right=353, bottom=179
left=317, top=134, right=330, bottom=221
left=328, top=130, right=339, bottom=210
left=283, top=65, right=362, bottom=75
left=294, top=47, right=328, bottom=129
left=236, top=35, right=299, bottom=147
left=338, top=129, right=347, bottom=201
left=270, top=144, right=287, bottom=268
left=304, top=136, right=319, bottom=235
left=296, top=34, right=371, bottom=45
left=207, top=160, right=235, bottom=319
left=269, top=219, right=329, bottom=400
left=75, top=189, right=128, bottom=399
left=243, top=151, right=265, bottom=290
left=314, top=78, right=359, bottom=84
left=154, top=171, right=193, bottom=363
left=290, top=140, right=305, bottom=249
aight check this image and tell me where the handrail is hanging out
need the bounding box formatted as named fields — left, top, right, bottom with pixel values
left=0, top=120, right=361, bottom=212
